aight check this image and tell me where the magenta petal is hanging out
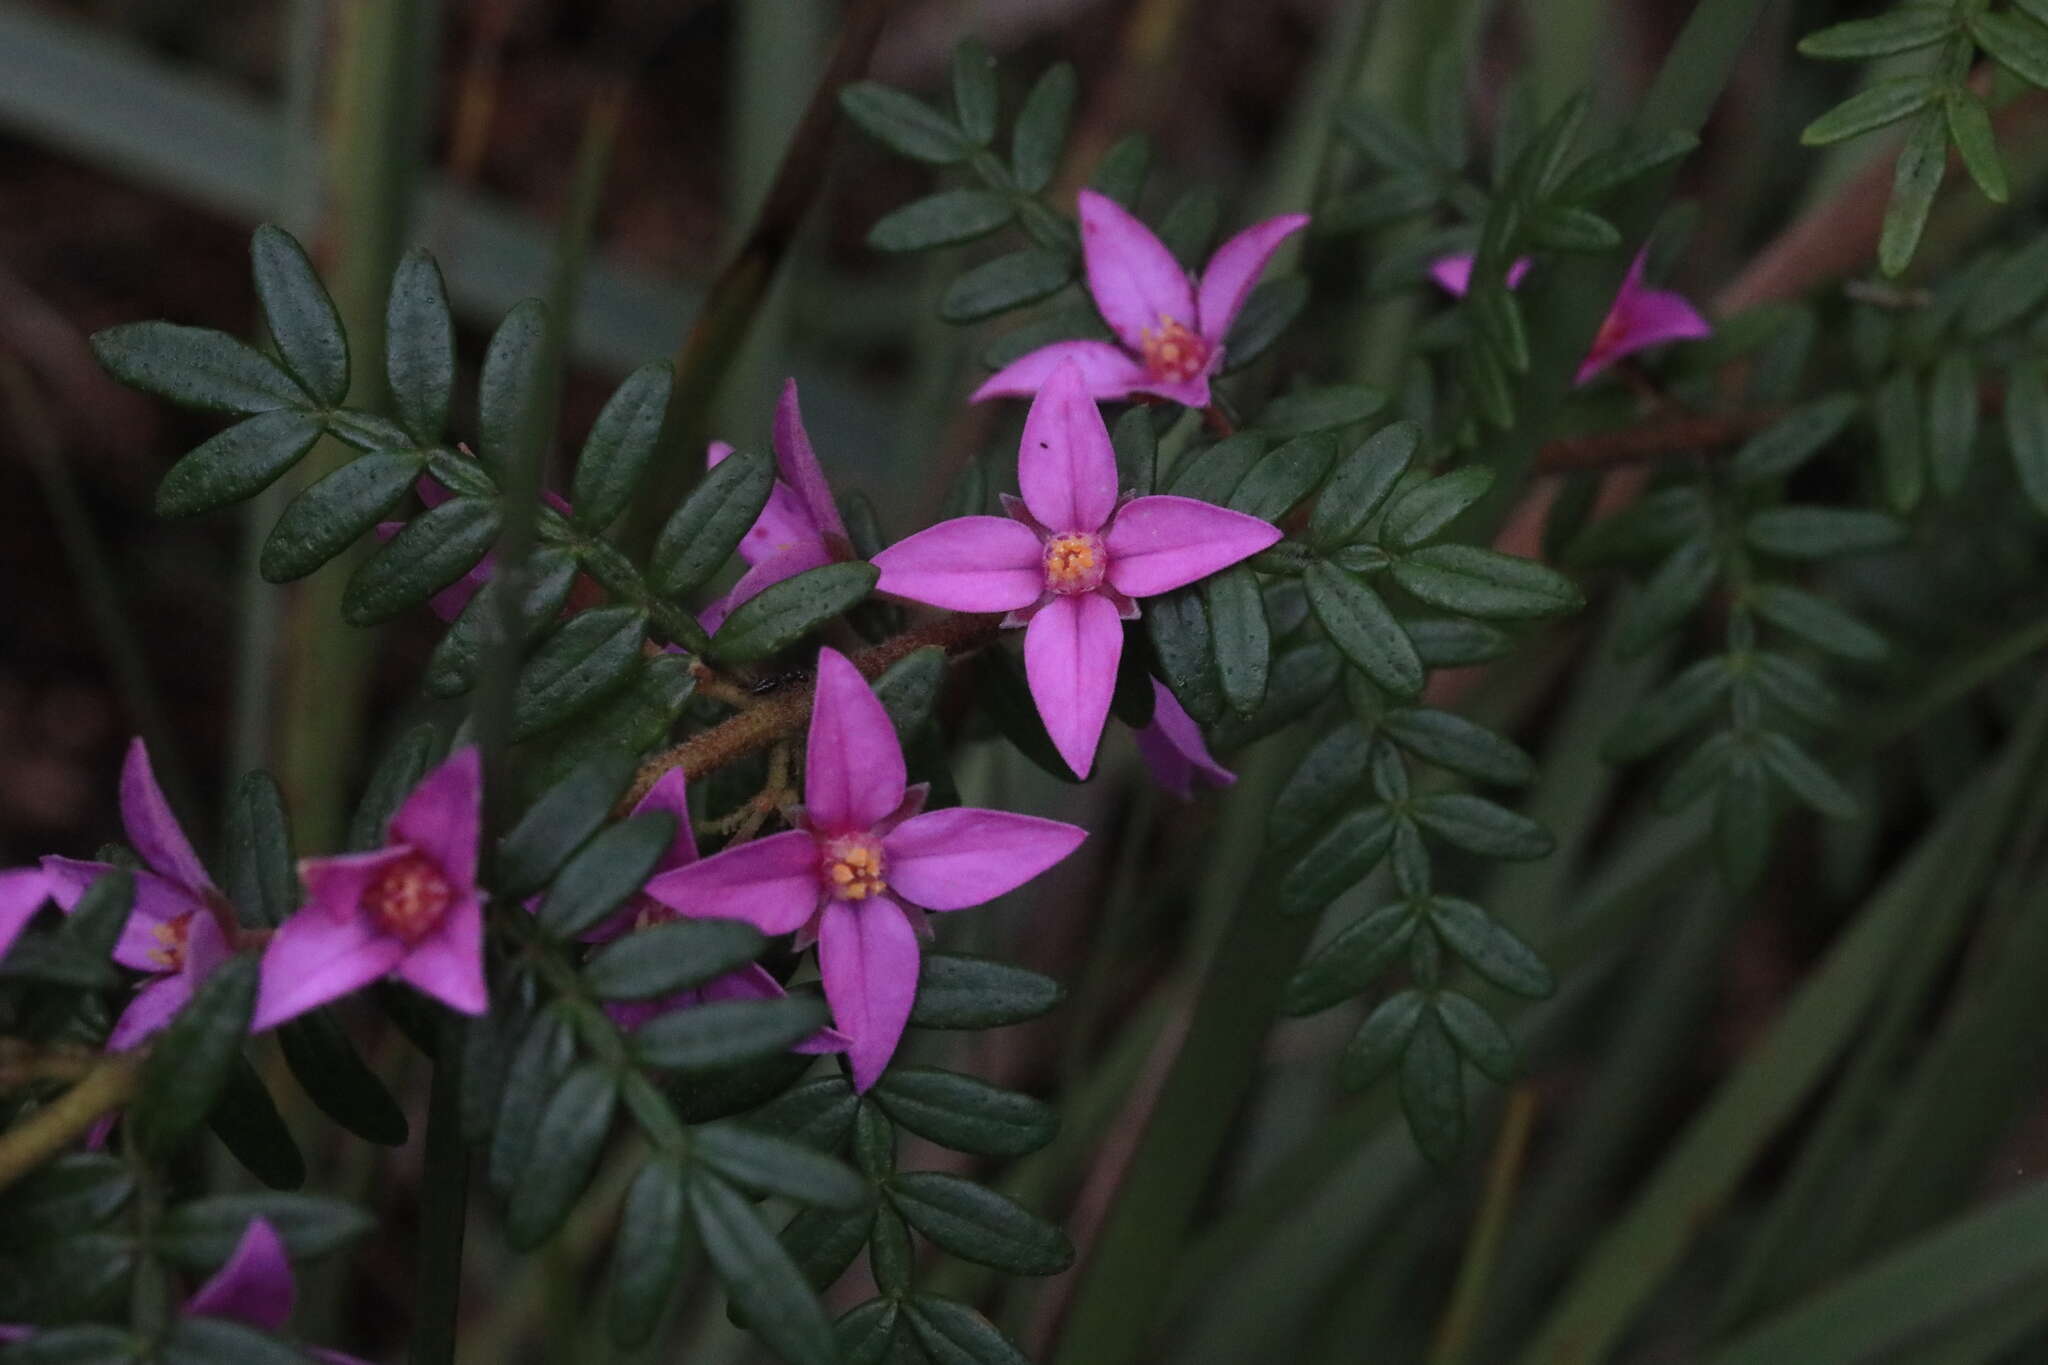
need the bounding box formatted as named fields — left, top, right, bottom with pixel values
left=427, top=559, right=492, bottom=623
left=883, top=808, right=1086, bottom=911
left=774, top=380, right=848, bottom=542
left=120, top=738, right=213, bottom=893
left=1137, top=681, right=1235, bottom=799
left=871, top=516, right=1046, bottom=613
left=1104, top=495, right=1281, bottom=597
left=817, top=897, right=920, bottom=1092
left=43, top=857, right=202, bottom=971
left=252, top=908, right=405, bottom=1032
left=735, top=483, right=826, bottom=569
left=706, top=439, right=734, bottom=468
left=394, top=896, right=487, bottom=1015
left=1078, top=189, right=1198, bottom=353
left=631, top=768, right=700, bottom=874
left=0, top=867, right=50, bottom=958
left=185, top=1218, right=294, bottom=1330
left=642, top=829, right=822, bottom=936
left=299, top=847, right=415, bottom=925
left=389, top=747, right=482, bottom=891
left=1429, top=254, right=1532, bottom=297
left=702, top=537, right=834, bottom=631
left=1196, top=213, right=1309, bottom=341
left=107, top=974, right=194, bottom=1051
left=1023, top=592, right=1123, bottom=779
left=805, top=647, right=907, bottom=833
left=1018, top=361, right=1121, bottom=534
left=971, top=339, right=1150, bottom=403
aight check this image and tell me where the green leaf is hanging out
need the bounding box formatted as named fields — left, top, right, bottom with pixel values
left=869, top=190, right=1015, bottom=252
left=1259, top=384, right=1387, bottom=437
left=1731, top=394, right=1859, bottom=485
left=1338, top=101, right=1437, bottom=172
left=651, top=445, right=775, bottom=596
left=1615, top=537, right=1719, bottom=658
left=220, top=771, right=295, bottom=928
left=157, top=1193, right=372, bottom=1268
left=836, top=1299, right=901, bottom=1365
left=0, top=1155, right=133, bottom=1247
left=346, top=724, right=437, bottom=851
left=512, top=607, right=647, bottom=741
left=1089, top=132, right=1151, bottom=205
left=1874, top=367, right=1926, bottom=512
left=951, top=38, right=999, bottom=143
left=941, top=249, right=1075, bottom=323
left=1800, top=77, right=1938, bottom=145
left=1306, top=561, right=1422, bottom=697
left=911, top=953, right=1063, bottom=1029
left=1964, top=235, right=2048, bottom=336
left=156, top=1318, right=307, bottom=1365
left=1429, top=896, right=1553, bottom=996
left=497, top=752, right=639, bottom=897
left=341, top=496, right=500, bottom=625
left=1112, top=406, right=1158, bottom=494
left=1926, top=349, right=1979, bottom=497
left=477, top=298, right=548, bottom=471
left=1318, top=178, right=1443, bottom=234
left=609, top=1160, right=688, bottom=1347
left=426, top=548, right=579, bottom=698
left=1945, top=89, right=2007, bottom=202
left=1145, top=585, right=1225, bottom=725
left=1391, top=544, right=1582, bottom=619
left=1012, top=63, right=1078, bottom=192
left=1744, top=506, right=1905, bottom=559
left=1277, top=805, right=1397, bottom=916
left=1660, top=730, right=1739, bottom=813
left=1553, top=129, right=1698, bottom=201
left=277, top=1008, right=408, bottom=1146
left=842, top=82, right=968, bottom=164
left=250, top=223, right=347, bottom=406
left=1270, top=722, right=1370, bottom=851
left=887, top=1172, right=1073, bottom=1276
left=0, top=1326, right=138, bottom=1363
left=691, top=1170, right=838, bottom=1365
left=91, top=321, right=307, bottom=414
left=1380, top=707, right=1534, bottom=785
left=1231, top=434, right=1334, bottom=521
left=2006, top=363, right=2048, bottom=514
left=1521, top=204, right=1621, bottom=252
left=1715, top=752, right=1774, bottom=888
left=903, top=1296, right=1031, bottom=1365
left=156, top=408, right=325, bottom=518
left=752, top=1076, right=860, bottom=1151
left=1970, top=10, right=2048, bottom=85
left=784, top=1205, right=873, bottom=1295
left=536, top=810, right=676, bottom=939
left=1410, top=793, right=1554, bottom=860
left=261, top=450, right=421, bottom=582
left=1406, top=617, right=1513, bottom=668
left=1437, top=991, right=1517, bottom=1082
left=1383, top=465, right=1495, bottom=549
left=583, top=919, right=766, bottom=1001
left=507, top=1064, right=618, bottom=1249
left=1400, top=1009, right=1465, bottom=1163
left=133, top=954, right=258, bottom=1160
left=635, top=995, right=832, bottom=1070
left=872, top=1067, right=1058, bottom=1157
left=695, top=1122, right=866, bottom=1209
left=1798, top=8, right=1955, bottom=59
left=709, top=562, right=879, bottom=663
left=571, top=362, right=672, bottom=533
left=490, top=1010, right=576, bottom=1195
left=1283, top=900, right=1417, bottom=1016
left=1757, top=732, right=1859, bottom=819
left=1340, top=989, right=1425, bottom=1087
left=1752, top=585, right=1886, bottom=662
left=385, top=249, right=456, bottom=442
left=874, top=646, right=947, bottom=741
left=1166, top=433, right=1264, bottom=503
left=208, top=1056, right=305, bottom=1190
left=1879, top=108, right=1947, bottom=277
left=1204, top=565, right=1271, bottom=717
left=522, top=654, right=696, bottom=794
left=1222, top=275, right=1311, bottom=374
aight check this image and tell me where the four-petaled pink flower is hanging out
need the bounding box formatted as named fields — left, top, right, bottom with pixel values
left=973, top=190, right=1309, bottom=410
left=872, top=360, right=1281, bottom=777
left=584, top=768, right=847, bottom=1053
left=0, top=1217, right=372, bottom=1363
left=700, top=380, right=856, bottom=631
left=41, top=739, right=233, bottom=1050
left=1430, top=251, right=1712, bottom=384
left=1135, top=681, right=1235, bottom=800
left=254, top=747, right=486, bottom=1031
left=643, top=647, right=1086, bottom=1090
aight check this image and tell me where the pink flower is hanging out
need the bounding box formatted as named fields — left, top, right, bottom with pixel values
left=0, top=866, right=53, bottom=960
left=40, top=739, right=235, bottom=1050
left=873, top=360, right=1282, bottom=777
left=699, top=380, right=856, bottom=632
left=583, top=769, right=846, bottom=1053
left=1135, top=682, right=1235, bottom=800
left=1429, top=251, right=1711, bottom=383
left=642, top=648, right=1085, bottom=1090
left=376, top=474, right=576, bottom=622
left=254, top=748, right=486, bottom=1031
left=972, top=190, right=1309, bottom=409
left=0, top=1218, right=372, bottom=1363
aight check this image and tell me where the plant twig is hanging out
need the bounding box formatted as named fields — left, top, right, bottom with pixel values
left=1534, top=408, right=1786, bottom=473
left=0, top=1054, right=145, bottom=1193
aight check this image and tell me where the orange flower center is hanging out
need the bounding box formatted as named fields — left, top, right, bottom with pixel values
left=362, top=851, right=454, bottom=942
left=147, top=913, right=194, bottom=970
left=1043, top=532, right=1108, bottom=595
left=821, top=835, right=887, bottom=901
left=1140, top=317, right=1209, bottom=383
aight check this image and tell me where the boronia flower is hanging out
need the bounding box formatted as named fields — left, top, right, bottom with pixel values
left=41, top=738, right=234, bottom=1049
left=643, top=647, right=1086, bottom=1090
left=700, top=379, right=857, bottom=631
left=1, top=1217, right=372, bottom=1364
left=1135, top=681, right=1236, bottom=800
left=1430, top=250, right=1712, bottom=384
left=0, top=866, right=52, bottom=960
left=972, top=189, right=1309, bottom=409
left=583, top=768, right=847, bottom=1052
left=254, top=747, right=485, bottom=1030
left=873, top=360, right=1281, bottom=777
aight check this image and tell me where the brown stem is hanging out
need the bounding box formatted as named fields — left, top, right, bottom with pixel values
left=1533, top=408, right=1787, bottom=473
left=0, top=1054, right=144, bottom=1193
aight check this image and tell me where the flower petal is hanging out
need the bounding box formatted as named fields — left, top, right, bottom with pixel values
left=252, top=908, right=405, bottom=1032
left=804, top=647, right=907, bottom=834
left=299, top=847, right=416, bottom=926
left=631, top=767, right=700, bottom=874
left=700, top=537, right=834, bottom=632
left=39, top=859, right=210, bottom=972
left=107, top=974, right=194, bottom=1051
left=1196, top=213, right=1309, bottom=340
left=1023, top=592, right=1124, bottom=779
left=971, top=340, right=1151, bottom=404
left=883, top=808, right=1086, bottom=910
left=185, top=1218, right=294, bottom=1330
left=698, top=964, right=850, bottom=1054
left=1428, top=254, right=1532, bottom=297
left=1078, top=188, right=1197, bottom=352
left=1136, top=681, right=1235, bottom=799
left=389, top=747, right=482, bottom=891
left=871, top=516, right=1046, bottom=613
left=0, top=867, right=51, bottom=959
left=1019, top=360, right=1121, bottom=533
left=774, top=379, right=848, bottom=543
left=394, top=895, right=487, bottom=1015
left=735, top=483, right=826, bottom=570
left=120, top=738, right=214, bottom=893
left=642, top=829, right=822, bottom=936
left=1104, top=495, right=1281, bottom=597
left=817, top=897, right=919, bottom=1092
left=1579, top=287, right=1714, bottom=383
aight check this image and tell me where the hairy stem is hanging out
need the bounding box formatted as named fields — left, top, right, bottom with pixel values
left=0, top=1054, right=143, bottom=1193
